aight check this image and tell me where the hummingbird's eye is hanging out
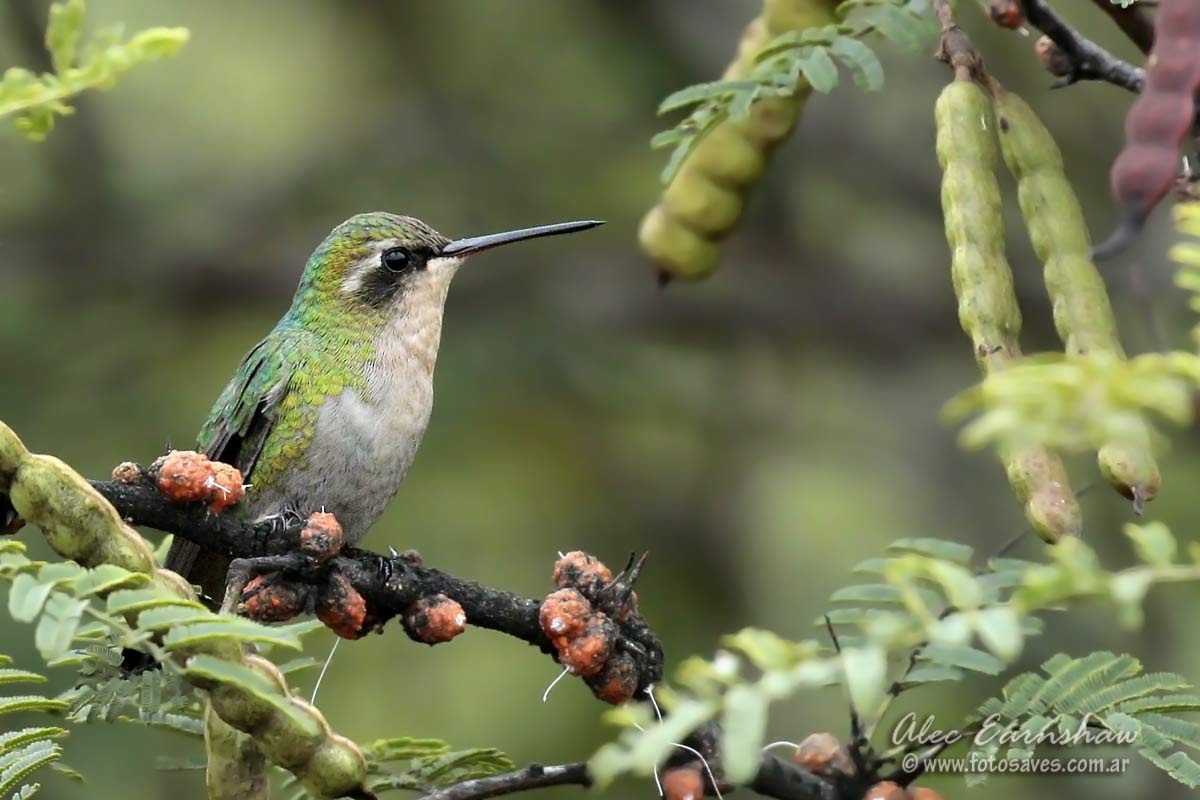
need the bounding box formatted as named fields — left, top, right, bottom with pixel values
left=381, top=247, right=413, bottom=273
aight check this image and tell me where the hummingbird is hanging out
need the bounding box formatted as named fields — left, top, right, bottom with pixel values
left=164, top=212, right=602, bottom=604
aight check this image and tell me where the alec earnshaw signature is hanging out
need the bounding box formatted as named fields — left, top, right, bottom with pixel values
left=891, top=711, right=1140, bottom=749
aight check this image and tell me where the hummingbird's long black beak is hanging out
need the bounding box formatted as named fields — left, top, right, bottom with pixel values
left=440, top=220, right=604, bottom=257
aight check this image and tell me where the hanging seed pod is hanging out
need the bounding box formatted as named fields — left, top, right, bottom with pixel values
left=1095, top=0, right=1200, bottom=259
left=936, top=78, right=1082, bottom=541
left=639, top=0, right=838, bottom=280
left=993, top=85, right=1160, bottom=510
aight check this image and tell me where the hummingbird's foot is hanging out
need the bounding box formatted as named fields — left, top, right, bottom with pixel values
left=221, top=553, right=304, bottom=615
left=259, top=508, right=306, bottom=537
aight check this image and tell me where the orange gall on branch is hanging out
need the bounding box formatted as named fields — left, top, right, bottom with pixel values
left=908, top=788, right=947, bottom=800
left=403, top=594, right=467, bottom=644
left=152, top=450, right=245, bottom=513
left=316, top=570, right=370, bottom=639
left=299, top=511, right=344, bottom=562
left=553, top=550, right=613, bottom=597
left=863, top=780, right=907, bottom=800
left=1034, top=35, right=1071, bottom=78
left=792, top=732, right=855, bottom=778
left=987, top=0, right=1024, bottom=30
left=540, top=588, right=591, bottom=642
left=585, top=650, right=639, bottom=705
left=662, top=764, right=704, bottom=800
left=111, top=461, right=141, bottom=484
left=241, top=573, right=307, bottom=623
left=560, top=613, right=615, bottom=677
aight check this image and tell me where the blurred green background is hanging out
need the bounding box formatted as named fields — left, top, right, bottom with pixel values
left=1, top=1, right=1197, bottom=798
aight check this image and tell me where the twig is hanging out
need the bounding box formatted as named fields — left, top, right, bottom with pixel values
left=417, top=762, right=591, bottom=800
left=932, top=0, right=986, bottom=82
left=748, top=755, right=839, bottom=800
left=1019, top=0, right=1144, bottom=92
left=1088, top=0, right=1154, bottom=55
left=89, top=472, right=665, bottom=696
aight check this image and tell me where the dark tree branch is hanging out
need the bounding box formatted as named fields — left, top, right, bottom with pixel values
left=413, top=753, right=844, bottom=800
left=1020, top=0, right=1145, bottom=92
left=749, top=756, right=840, bottom=800
left=86, top=467, right=880, bottom=800
left=90, top=472, right=664, bottom=696
left=1088, top=0, right=1154, bottom=54
left=417, top=762, right=591, bottom=800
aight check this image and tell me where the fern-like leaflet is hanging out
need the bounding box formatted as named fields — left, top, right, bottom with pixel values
left=653, top=0, right=937, bottom=183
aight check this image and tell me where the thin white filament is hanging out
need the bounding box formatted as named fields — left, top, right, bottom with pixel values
left=541, top=666, right=571, bottom=703
left=644, top=685, right=724, bottom=800
left=311, top=637, right=341, bottom=705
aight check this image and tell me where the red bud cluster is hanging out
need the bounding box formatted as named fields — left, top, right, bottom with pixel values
left=538, top=552, right=636, bottom=704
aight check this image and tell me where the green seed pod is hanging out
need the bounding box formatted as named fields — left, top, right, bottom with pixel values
left=0, top=421, right=28, bottom=486
left=639, top=0, right=838, bottom=280
left=993, top=85, right=1161, bottom=507
left=936, top=79, right=1081, bottom=542
left=9, top=453, right=156, bottom=571
left=0, top=418, right=370, bottom=798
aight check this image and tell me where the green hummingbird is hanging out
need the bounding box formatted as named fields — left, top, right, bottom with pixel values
left=164, top=212, right=602, bottom=603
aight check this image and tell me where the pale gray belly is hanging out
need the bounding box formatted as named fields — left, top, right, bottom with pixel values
left=248, top=385, right=431, bottom=543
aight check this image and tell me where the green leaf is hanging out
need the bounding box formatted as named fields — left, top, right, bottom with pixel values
left=0, top=741, right=61, bottom=799
left=8, top=575, right=55, bottom=624
left=921, top=642, right=1004, bottom=675
left=974, top=606, right=1023, bottom=662
left=182, top=656, right=284, bottom=698
left=721, top=628, right=812, bottom=671
left=34, top=594, right=88, bottom=660
left=829, top=36, right=884, bottom=91
left=649, top=128, right=683, bottom=149
left=1118, top=694, right=1200, bottom=714
left=841, top=645, right=887, bottom=717
left=829, top=583, right=902, bottom=604
left=106, top=589, right=202, bottom=617
left=1125, top=522, right=1177, bottom=567
left=799, top=47, right=838, bottom=93
left=0, top=727, right=67, bottom=756
left=415, top=748, right=515, bottom=785
left=165, top=619, right=306, bottom=651
left=902, top=665, right=965, bottom=685
left=658, top=80, right=758, bottom=115
left=365, top=737, right=451, bottom=762
left=590, top=699, right=718, bottom=788
left=886, top=538, right=972, bottom=564
left=71, top=565, right=147, bottom=597
left=0, top=671, right=46, bottom=688
left=153, top=755, right=208, bottom=772
left=856, top=4, right=926, bottom=51
left=276, top=657, right=320, bottom=677
left=721, top=685, right=768, bottom=782
left=134, top=605, right=214, bottom=631
left=45, top=0, right=85, bottom=74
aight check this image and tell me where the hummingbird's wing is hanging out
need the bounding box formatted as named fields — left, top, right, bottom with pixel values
left=165, top=328, right=306, bottom=605
left=197, top=328, right=304, bottom=476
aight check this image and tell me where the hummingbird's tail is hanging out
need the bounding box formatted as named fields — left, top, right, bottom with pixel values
left=164, top=537, right=231, bottom=610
